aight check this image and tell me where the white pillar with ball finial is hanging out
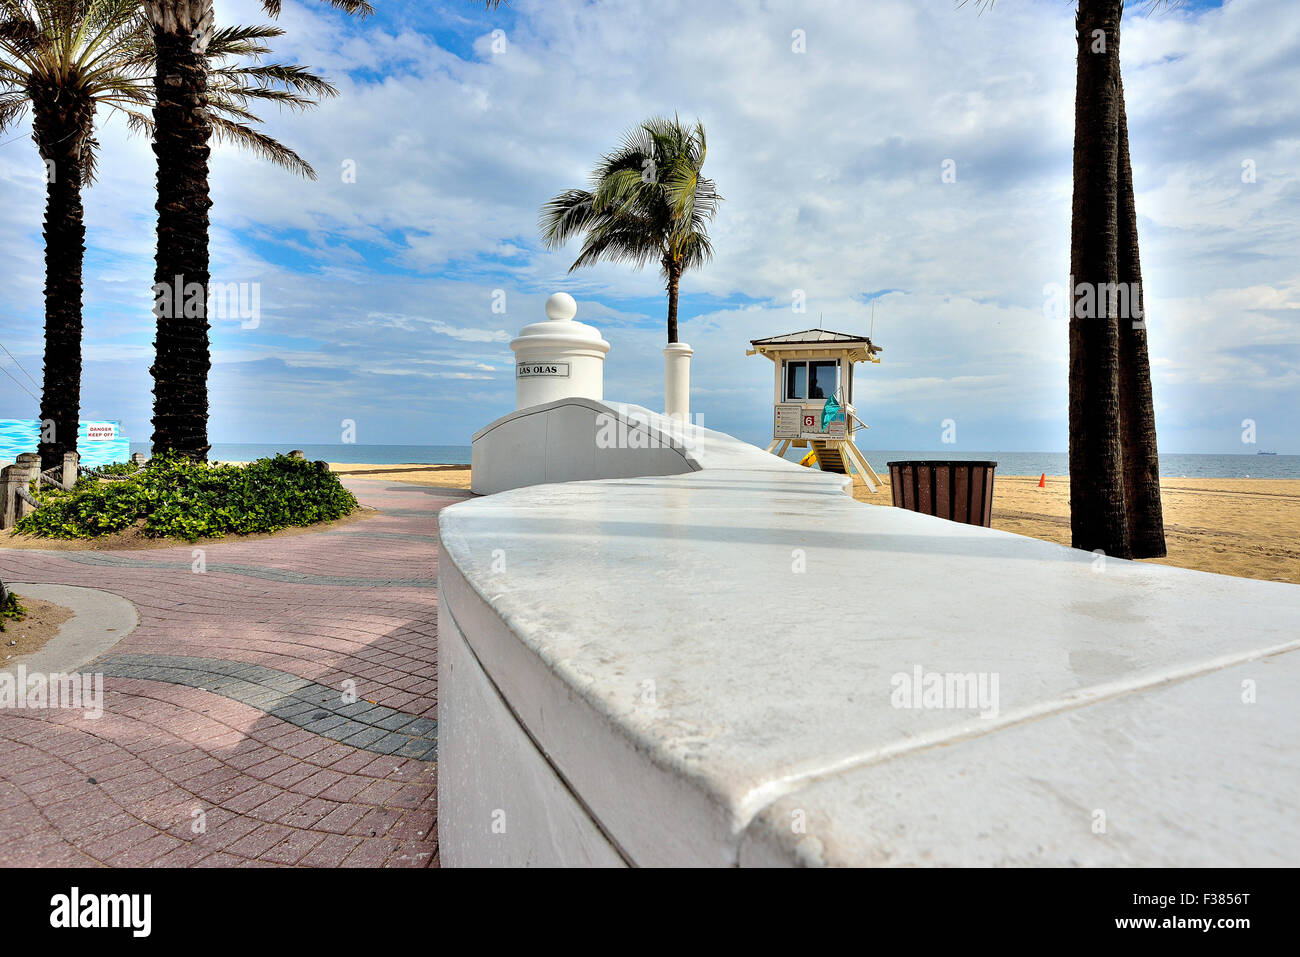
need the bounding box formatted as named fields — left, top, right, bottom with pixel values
left=509, top=293, right=611, bottom=410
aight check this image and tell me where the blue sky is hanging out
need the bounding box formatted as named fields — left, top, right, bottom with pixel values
left=0, top=0, right=1296, bottom=453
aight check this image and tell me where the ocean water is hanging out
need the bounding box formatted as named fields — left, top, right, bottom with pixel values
left=130, top=443, right=474, bottom=466
left=123, top=442, right=1300, bottom=479
left=815, top=449, right=1300, bottom=480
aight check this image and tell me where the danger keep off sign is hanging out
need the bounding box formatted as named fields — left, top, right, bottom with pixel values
left=85, top=422, right=117, bottom=441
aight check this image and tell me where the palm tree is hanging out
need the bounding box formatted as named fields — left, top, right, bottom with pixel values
left=967, top=0, right=1169, bottom=558
left=1113, top=75, right=1165, bottom=559
left=0, top=0, right=145, bottom=471
left=539, top=116, right=721, bottom=344
left=144, top=0, right=373, bottom=461
left=1067, top=0, right=1170, bottom=559
left=0, top=1, right=333, bottom=471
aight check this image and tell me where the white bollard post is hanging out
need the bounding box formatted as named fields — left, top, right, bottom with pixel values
left=62, top=450, right=79, bottom=490
left=1, top=465, right=23, bottom=530
left=664, top=342, right=693, bottom=421
left=13, top=452, right=40, bottom=522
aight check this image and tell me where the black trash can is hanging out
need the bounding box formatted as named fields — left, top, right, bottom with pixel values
left=887, top=460, right=997, bottom=527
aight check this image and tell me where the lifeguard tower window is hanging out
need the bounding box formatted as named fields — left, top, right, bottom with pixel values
left=785, top=360, right=838, bottom=401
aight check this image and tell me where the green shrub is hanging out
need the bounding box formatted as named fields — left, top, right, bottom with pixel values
left=0, top=589, right=24, bottom=632
left=17, top=453, right=358, bottom=542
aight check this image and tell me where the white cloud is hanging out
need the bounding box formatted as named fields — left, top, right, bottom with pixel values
left=0, top=0, right=1295, bottom=451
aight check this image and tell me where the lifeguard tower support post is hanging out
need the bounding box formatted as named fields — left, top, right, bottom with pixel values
left=747, top=328, right=884, bottom=492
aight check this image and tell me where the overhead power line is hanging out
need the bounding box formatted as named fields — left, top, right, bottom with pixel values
left=0, top=360, right=39, bottom=405
left=0, top=342, right=40, bottom=390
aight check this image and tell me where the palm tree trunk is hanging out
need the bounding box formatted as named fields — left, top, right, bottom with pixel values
left=1069, top=0, right=1131, bottom=558
left=666, top=262, right=682, bottom=344
left=1115, top=78, right=1167, bottom=558
left=32, top=100, right=91, bottom=473
left=147, top=2, right=214, bottom=460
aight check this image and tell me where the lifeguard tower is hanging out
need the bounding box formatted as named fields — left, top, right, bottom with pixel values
left=747, top=328, right=884, bottom=491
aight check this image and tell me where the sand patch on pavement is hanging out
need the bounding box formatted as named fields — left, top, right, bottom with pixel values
left=1, top=597, right=74, bottom=662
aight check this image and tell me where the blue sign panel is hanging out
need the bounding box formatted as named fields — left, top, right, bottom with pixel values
left=0, top=419, right=132, bottom=469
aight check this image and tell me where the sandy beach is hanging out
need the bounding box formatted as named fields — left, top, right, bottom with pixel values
left=331, top=464, right=1300, bottom=585
left=330, top=463, right=474, bottom=489
left=857, top=474, right=1300, bottom=586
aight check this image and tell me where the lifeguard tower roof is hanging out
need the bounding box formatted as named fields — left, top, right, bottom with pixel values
left=748, top=328, right=881, bottom=363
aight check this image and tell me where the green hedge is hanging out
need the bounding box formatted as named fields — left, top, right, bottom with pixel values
left=90, top=460, right=142, bottom=476
left=17, top=454, right=358, bottom=542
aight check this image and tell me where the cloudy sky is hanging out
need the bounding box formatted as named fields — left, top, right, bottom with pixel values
left=0, top=0, right=1295, bottom=453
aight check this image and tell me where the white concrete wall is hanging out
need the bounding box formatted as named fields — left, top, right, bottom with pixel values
left=437, top=596, right=626, bottom=867
left=469, top=397, right=815, bottom=496
left=441, top=428, right=1300, bottom=867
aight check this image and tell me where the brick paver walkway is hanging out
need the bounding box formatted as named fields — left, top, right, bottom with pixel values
left=0, top=479, right=463, bottom=868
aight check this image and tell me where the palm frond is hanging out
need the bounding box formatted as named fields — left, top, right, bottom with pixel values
left=210, top=62, right=338, bottom=106
left=0, top=93, right=27, bottom=133
left=538, top=188, right=598, bottom=248
left=1, top=2, right=335, bottom=184
left=206, top=23, right=285, bottom=58
left=261, top=0, right=375, bottom=17
left=209, top=112, right=317, bottom=179
left=570, top=217, right=663, bottom=273
left=539, top=114, right=721, bottom=285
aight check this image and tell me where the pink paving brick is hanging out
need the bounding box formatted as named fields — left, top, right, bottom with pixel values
left=0, top=479, right=442, bottom=869
left=342, top=837, right=401, bottom=867
left=298, top=833, right=364, bottom=867
left=315, top=803, right=371, bottom=835
left=225, top=823, right=294, bottom=858
left=262, top=830, right=326, bottom=866
left=149, top=842, right=213, bottom=868
left=293, top=768, right=345, bottom=797
left=350, top=807, right=402, bottom=839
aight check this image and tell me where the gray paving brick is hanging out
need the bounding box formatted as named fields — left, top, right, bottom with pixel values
left=370, top=733, right=411, bottom=755
left=340, top=726, right=388, bottom=749
left=262, top=673, right=313, bottom=693
left=370, top=712, right=418, bottom=732
left=334, top=700, right=380, bottom=720
left=303, top=714, right=350, bottom=735
left=269, top=700, right=317, bottom=720
left=397, top=739, right=437, bottom=760
left=404, top=717, right=438, bottom=740
left=90, top=653, right=435, bottom=761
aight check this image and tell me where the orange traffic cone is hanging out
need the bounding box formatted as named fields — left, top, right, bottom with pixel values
left=1038, top=473, right=1046, bottom=488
